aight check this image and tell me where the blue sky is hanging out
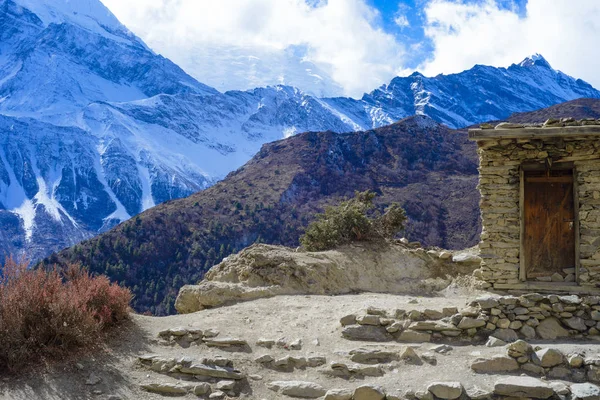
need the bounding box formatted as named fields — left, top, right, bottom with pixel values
left=367, top=0, right=528, bottom=69
left=102, top=0, right=600, bottom=97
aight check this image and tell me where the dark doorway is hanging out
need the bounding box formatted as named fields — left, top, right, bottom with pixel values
left=522, top=168, right=576, bottom=280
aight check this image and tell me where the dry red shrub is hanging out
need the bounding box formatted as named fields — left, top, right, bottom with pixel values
left=0, top=257, right=132, bottom=371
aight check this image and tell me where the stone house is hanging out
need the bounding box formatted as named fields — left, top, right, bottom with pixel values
left=469, top=119, right=600, bottom=293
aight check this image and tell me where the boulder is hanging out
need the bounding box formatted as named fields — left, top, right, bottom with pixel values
left=353, top=385, right=386, bottom=400
left=397, top=330, right=431, bottom=342
left=507, top=340, right=532, bottom=358
left=564, top=317, right=587, bottom=331
left=215, top=381, right=235, bottom=391
left=457, top=317, right=486, bottom=330
left=535, top=348, right=564, bottom=367
left=255, top=354, right=274, bottom=364
left=400, top=346, right=422, bottom=365
left=340, top=314, right=357, bottom=326
left=349, top=348, right=398, bottom=364
left=493, top=376, right=554, bottom=399
left=548, top=366, right=571, bottom=380
left=342, top=325, right=390, bottom=342
left=357, top=315, right=381, bottom=326
left=535, top=317, right=569, bottom=340
left=324, top=388, right=353, bottom=400
left=193, top=383, right=211, bottom=396
left=176, top=281, right=280, bottom=313
left=465, top=387, right=493, bottom=400
left=475, top=296, right=499, bottom=309
left=471, top=356, right=519, bottom=373
left=571, top=383, right=600, bottom=400
left=520, top=325, right=536, bottom=339
left=491, top=328, right=518, bottom=342
left=427, top=382, right=463, bottom=400
left=141, top=383, right=191, bottom=395
left=569, top=354, right=585, bottom=368
left=266, top=381, right=326, bottom=398
left=424, top=309, right=444, bottom=320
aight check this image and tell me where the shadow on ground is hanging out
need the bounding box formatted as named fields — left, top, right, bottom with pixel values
left=0, top=318, right=152, bottom=400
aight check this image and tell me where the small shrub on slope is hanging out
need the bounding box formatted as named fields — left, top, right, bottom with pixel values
left=300, top=190, right=406, bottom=251
left=0, top=258, right=132, bottom=372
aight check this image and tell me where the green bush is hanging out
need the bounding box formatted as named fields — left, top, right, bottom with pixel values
left=300, top=191, right=406, bottom=251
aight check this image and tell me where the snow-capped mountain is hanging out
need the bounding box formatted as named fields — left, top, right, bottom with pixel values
left=1, top=0, right=599, bottom=261
left=175, top=43, right=346, bottom=98
left=329, top=52, right=600, bottom=129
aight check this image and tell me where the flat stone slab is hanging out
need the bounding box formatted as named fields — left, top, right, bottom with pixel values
left=349, top=348, right=399, bottom=364
left=410, top=321, right=460, bottom=331
left=494, top=376, right=554, bottom=399
left=179, top=363, right=243, bottom=379
left=141, top=383, right=192, bottom=395
left=342, top=325, right=390, bottom=342
left=427, top=382, right=463, bottom=399
left=353, top=384, right=386, bottom=400
left=266, top=380, right=326, bottom=398
left=204, top=337, right=248, bottom=347
left=471, top=356, right=519, bottom=373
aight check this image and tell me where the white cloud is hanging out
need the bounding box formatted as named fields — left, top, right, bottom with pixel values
left=99, top=0, right=600, bottom=97
left=420, top=0, right=600, bottom=90
left=100, top=0, right=408, bottom=97
left=394, top=14, right=410, bottom=28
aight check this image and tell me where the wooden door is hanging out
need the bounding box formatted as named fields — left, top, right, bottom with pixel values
left=523, top=170, right=575, bottom=279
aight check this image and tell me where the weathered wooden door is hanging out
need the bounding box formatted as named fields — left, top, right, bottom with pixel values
left=523, top=170, right=575, bottom=279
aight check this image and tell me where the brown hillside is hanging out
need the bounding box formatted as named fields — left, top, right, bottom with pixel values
left=43, top=98, right=600, bottom=315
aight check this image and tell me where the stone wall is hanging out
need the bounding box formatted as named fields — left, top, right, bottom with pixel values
left=340, top=294, right=600, bottom=344
left=473, top=135, right=600, bottom=288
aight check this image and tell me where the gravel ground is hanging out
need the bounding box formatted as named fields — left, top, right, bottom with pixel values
left=2, top=292, right=600, bottom=400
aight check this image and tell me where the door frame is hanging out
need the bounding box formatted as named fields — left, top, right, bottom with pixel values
left=518, top=161, right=580, bottom=283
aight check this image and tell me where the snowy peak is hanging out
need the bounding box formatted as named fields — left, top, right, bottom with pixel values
left=1, top=0, right=600, bottom=266
left=10, top=0, right=134, bottom=43
left=517, top=53, right=552, bottom=69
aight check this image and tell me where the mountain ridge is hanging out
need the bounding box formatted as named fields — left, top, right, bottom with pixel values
left=2, top=0, right=600, bottom=262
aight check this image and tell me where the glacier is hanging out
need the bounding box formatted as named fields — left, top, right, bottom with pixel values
left=0, top=0, right=599, bottom=261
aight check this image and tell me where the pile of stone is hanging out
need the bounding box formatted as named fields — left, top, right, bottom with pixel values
left=255, top=354, right=326, bottom=371
left=138, top=354, right=243, bottom=398
left=472, top=339, right=600, bottom=383
left=256, top=337, right=302, bottom=350
left=267, top=380, right=600, bottom=400
left=340, top=306, right=468, bottom=344
left=474, top=294, right=600, bottom=340
left=340, top=295, right=600, bottom=346
left=157, top=327, right=250, bottom=350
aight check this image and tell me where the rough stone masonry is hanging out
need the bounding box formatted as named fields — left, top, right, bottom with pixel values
left=469, top=119, right=600, bottom=289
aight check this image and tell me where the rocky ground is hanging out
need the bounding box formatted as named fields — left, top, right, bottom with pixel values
left=2, top=290, right=600, bottom=400
left=3, top=242, right=600, bottom=400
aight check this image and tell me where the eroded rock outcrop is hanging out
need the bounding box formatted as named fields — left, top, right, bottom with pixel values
left=176, top=243, right=479, bottom=313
